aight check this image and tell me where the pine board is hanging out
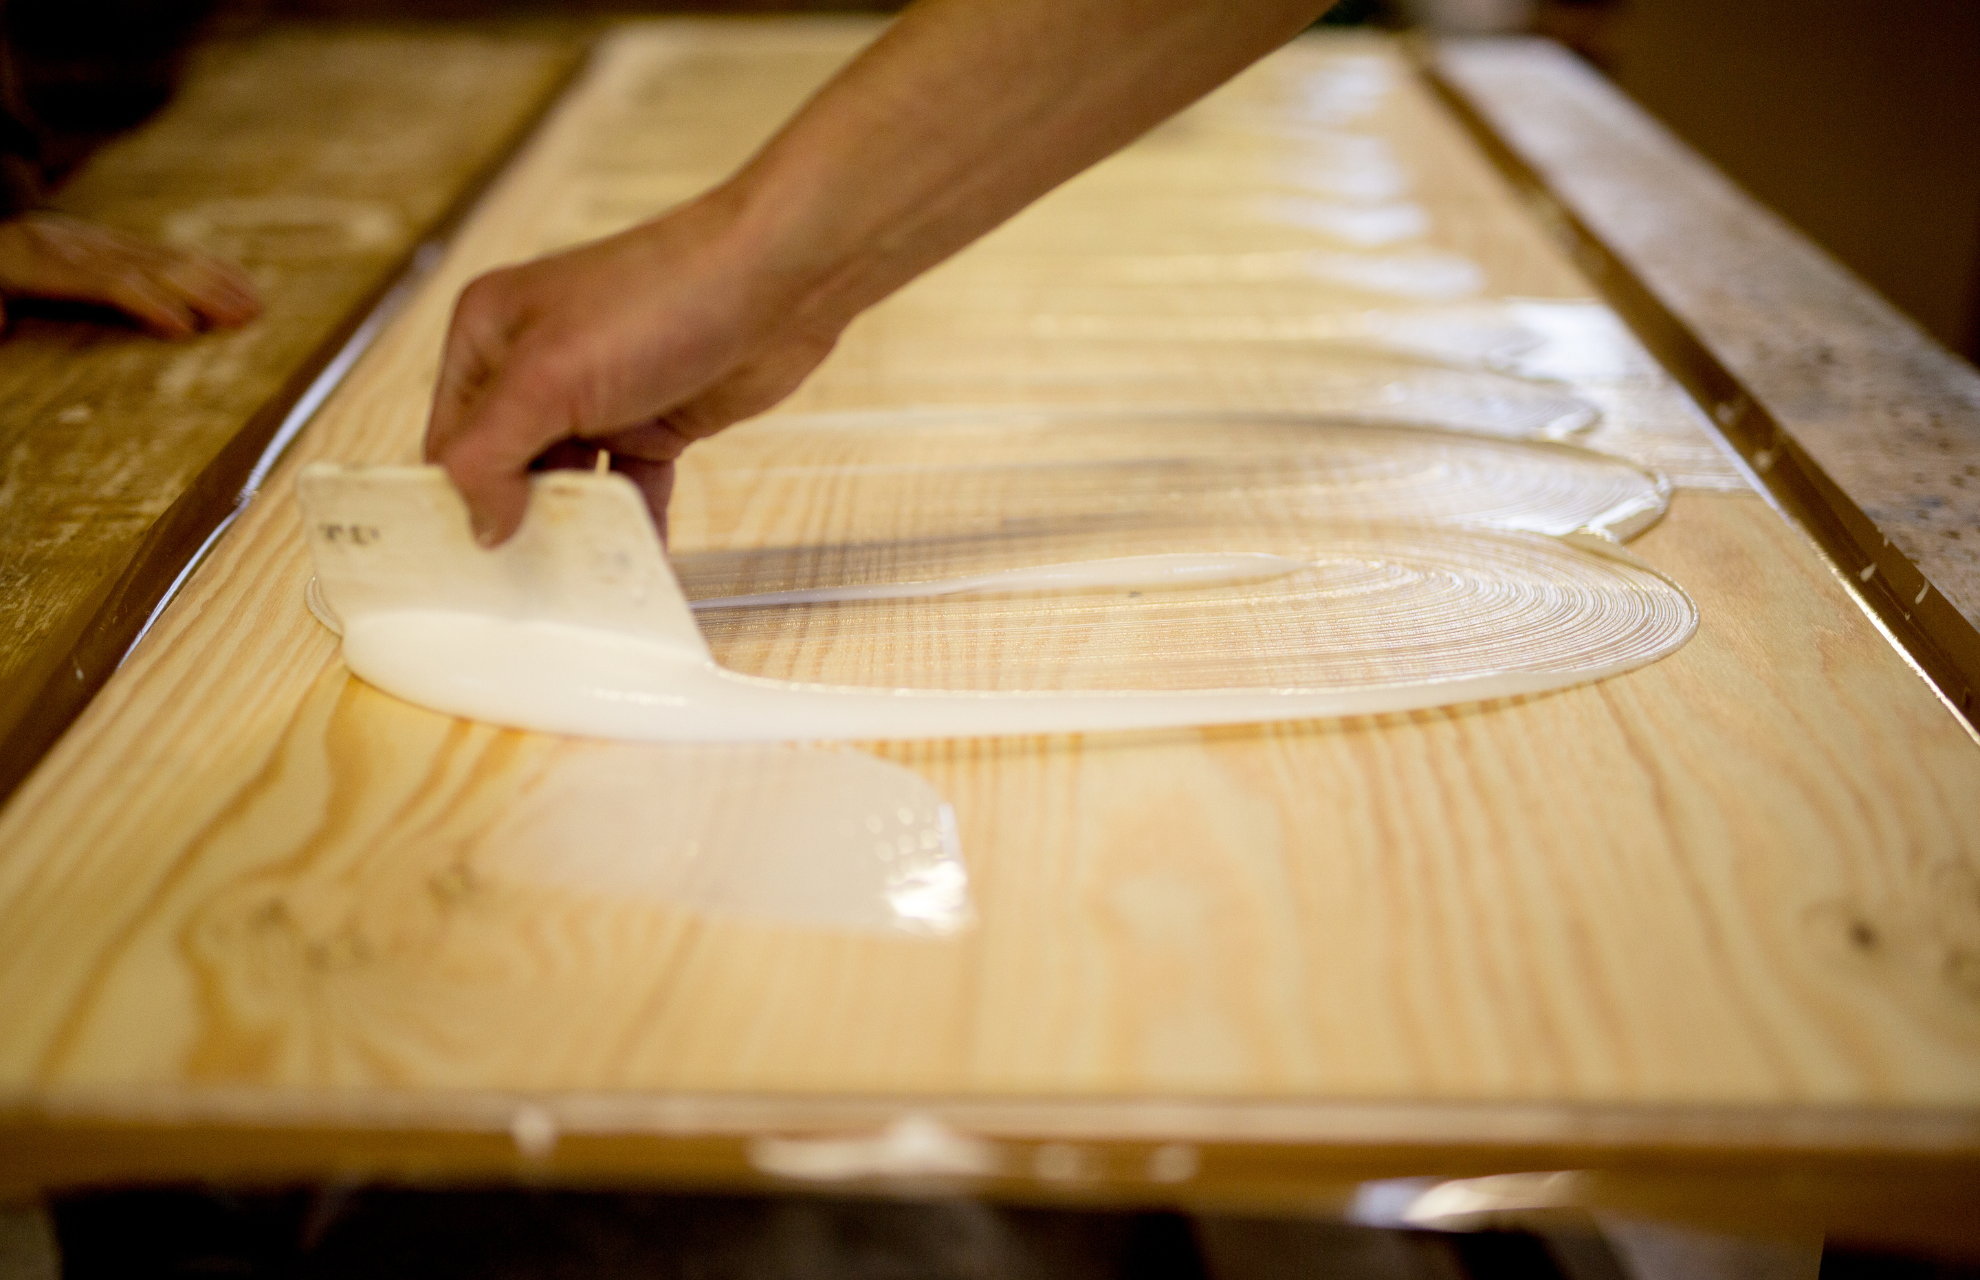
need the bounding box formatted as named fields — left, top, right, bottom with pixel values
left=2, top=22, right=1977, bottom=1213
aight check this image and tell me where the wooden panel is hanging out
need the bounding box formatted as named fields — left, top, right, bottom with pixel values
left=0, top=25, right=582, bottom=801
left=1, top=21, right=1977, bottom=1212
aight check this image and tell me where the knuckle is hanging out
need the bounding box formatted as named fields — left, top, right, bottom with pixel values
left=456, top=268, right=524, bottom=320
left=457, top=274, right=501, bottom=311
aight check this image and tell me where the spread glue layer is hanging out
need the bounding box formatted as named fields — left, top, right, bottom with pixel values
left=686, top=552, right=1310, bottom=610
left=472, top=742, right=969, bottom=937
left=298, top=462, right=1695, bottom=743
left=691, top=410, right=1670, bottom=541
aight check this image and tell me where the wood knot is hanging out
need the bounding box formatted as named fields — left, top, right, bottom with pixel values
left=1943, top=949, right=1980, bottom=1001
left=1803, top=899, right=1887, bottom=961
left=428, top=862, right=478, bottom=905
left=303, top=928, right=372, bottom=973
left=1804, top=871, right=1980, bottom=1008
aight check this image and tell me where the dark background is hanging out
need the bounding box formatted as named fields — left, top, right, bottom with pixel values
left=8, top=0, right=1978, bottom=363
left=1600, top=0, right=1980, bottom=367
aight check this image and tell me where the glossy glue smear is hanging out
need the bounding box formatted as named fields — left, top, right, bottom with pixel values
left=686, top=552, right=1308, bottom=610
left=299, top=463, right=1695, bottom=743
left=472, top=741, right=969, bottom=937
left=693, top=410, right=1670, bottom=541
left=684, top=522, right=1694, bottom=694
left=1019, top=302, right=1531, bottom=366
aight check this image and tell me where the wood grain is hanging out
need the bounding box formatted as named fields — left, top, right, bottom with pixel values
left=0, top=25, right=582, bottom=801
left=1, top=21, right=1977, bottom=1221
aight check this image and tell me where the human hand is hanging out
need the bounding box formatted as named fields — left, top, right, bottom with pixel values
left=424, top=192, right=843, bottom=546
left=0, top=211, right=260, bottom=338
left=426, top=0, right=1330, bottom=547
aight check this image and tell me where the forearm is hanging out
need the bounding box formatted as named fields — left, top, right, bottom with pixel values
left=715, top=0, right=1331, bottom=333
left=424, top=0, right=1335, bottom=541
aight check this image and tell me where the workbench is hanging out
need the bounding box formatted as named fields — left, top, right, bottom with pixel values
left=2, top=19, right=1977, bottom=1256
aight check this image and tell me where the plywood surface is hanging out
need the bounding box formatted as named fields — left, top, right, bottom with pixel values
left=2, top=22, right=1978, bottom=1194
left=0, top=25, right=581, bottom=801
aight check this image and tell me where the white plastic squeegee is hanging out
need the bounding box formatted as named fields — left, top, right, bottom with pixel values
left=298, top=464, right=1669, bottom=743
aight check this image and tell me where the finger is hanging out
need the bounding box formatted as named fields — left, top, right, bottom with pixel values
left=182, top=249, right=259, bottom=309
left=0, top=223, right=137, bottom=300
left=155, top=266, right=256, bottom=329
left=531, top=438, right=609, bottom=473
left=611, top=455, right=677, bottom=547
left=24, top=217, right=158, bottom=282
left=424, top=274, right=517, bottom=464
left=68, top=217, right=260, bottom=322
left=431, top=349, right=586, bottom=547
left=102, top=269, right=201, bottom=339
left=1, top=216, right=242, bottom=338
left=154, top=252, right=260, bottom=326
left=589, top=417, right=698, bottom=465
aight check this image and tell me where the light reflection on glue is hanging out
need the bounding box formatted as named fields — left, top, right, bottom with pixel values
left=471, top=742, right=974, bottom=938
left=1256, top=197, right=1430, bottom=247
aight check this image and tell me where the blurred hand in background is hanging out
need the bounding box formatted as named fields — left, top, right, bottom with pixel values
left=0, top=209, right=259, bottom=336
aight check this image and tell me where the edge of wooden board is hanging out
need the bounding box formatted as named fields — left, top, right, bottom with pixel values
left=0, top=34, right=593, bottom=809
left=7, top=1090, right=1979, bottom=1252
left=1415, top=36, right=1980, bottom=733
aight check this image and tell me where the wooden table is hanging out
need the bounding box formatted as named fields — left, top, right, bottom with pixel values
left=2, top=21, right=1976, bottom=1255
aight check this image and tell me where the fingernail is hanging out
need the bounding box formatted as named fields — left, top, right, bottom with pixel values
left=471, top=514, right=500, bottom=548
